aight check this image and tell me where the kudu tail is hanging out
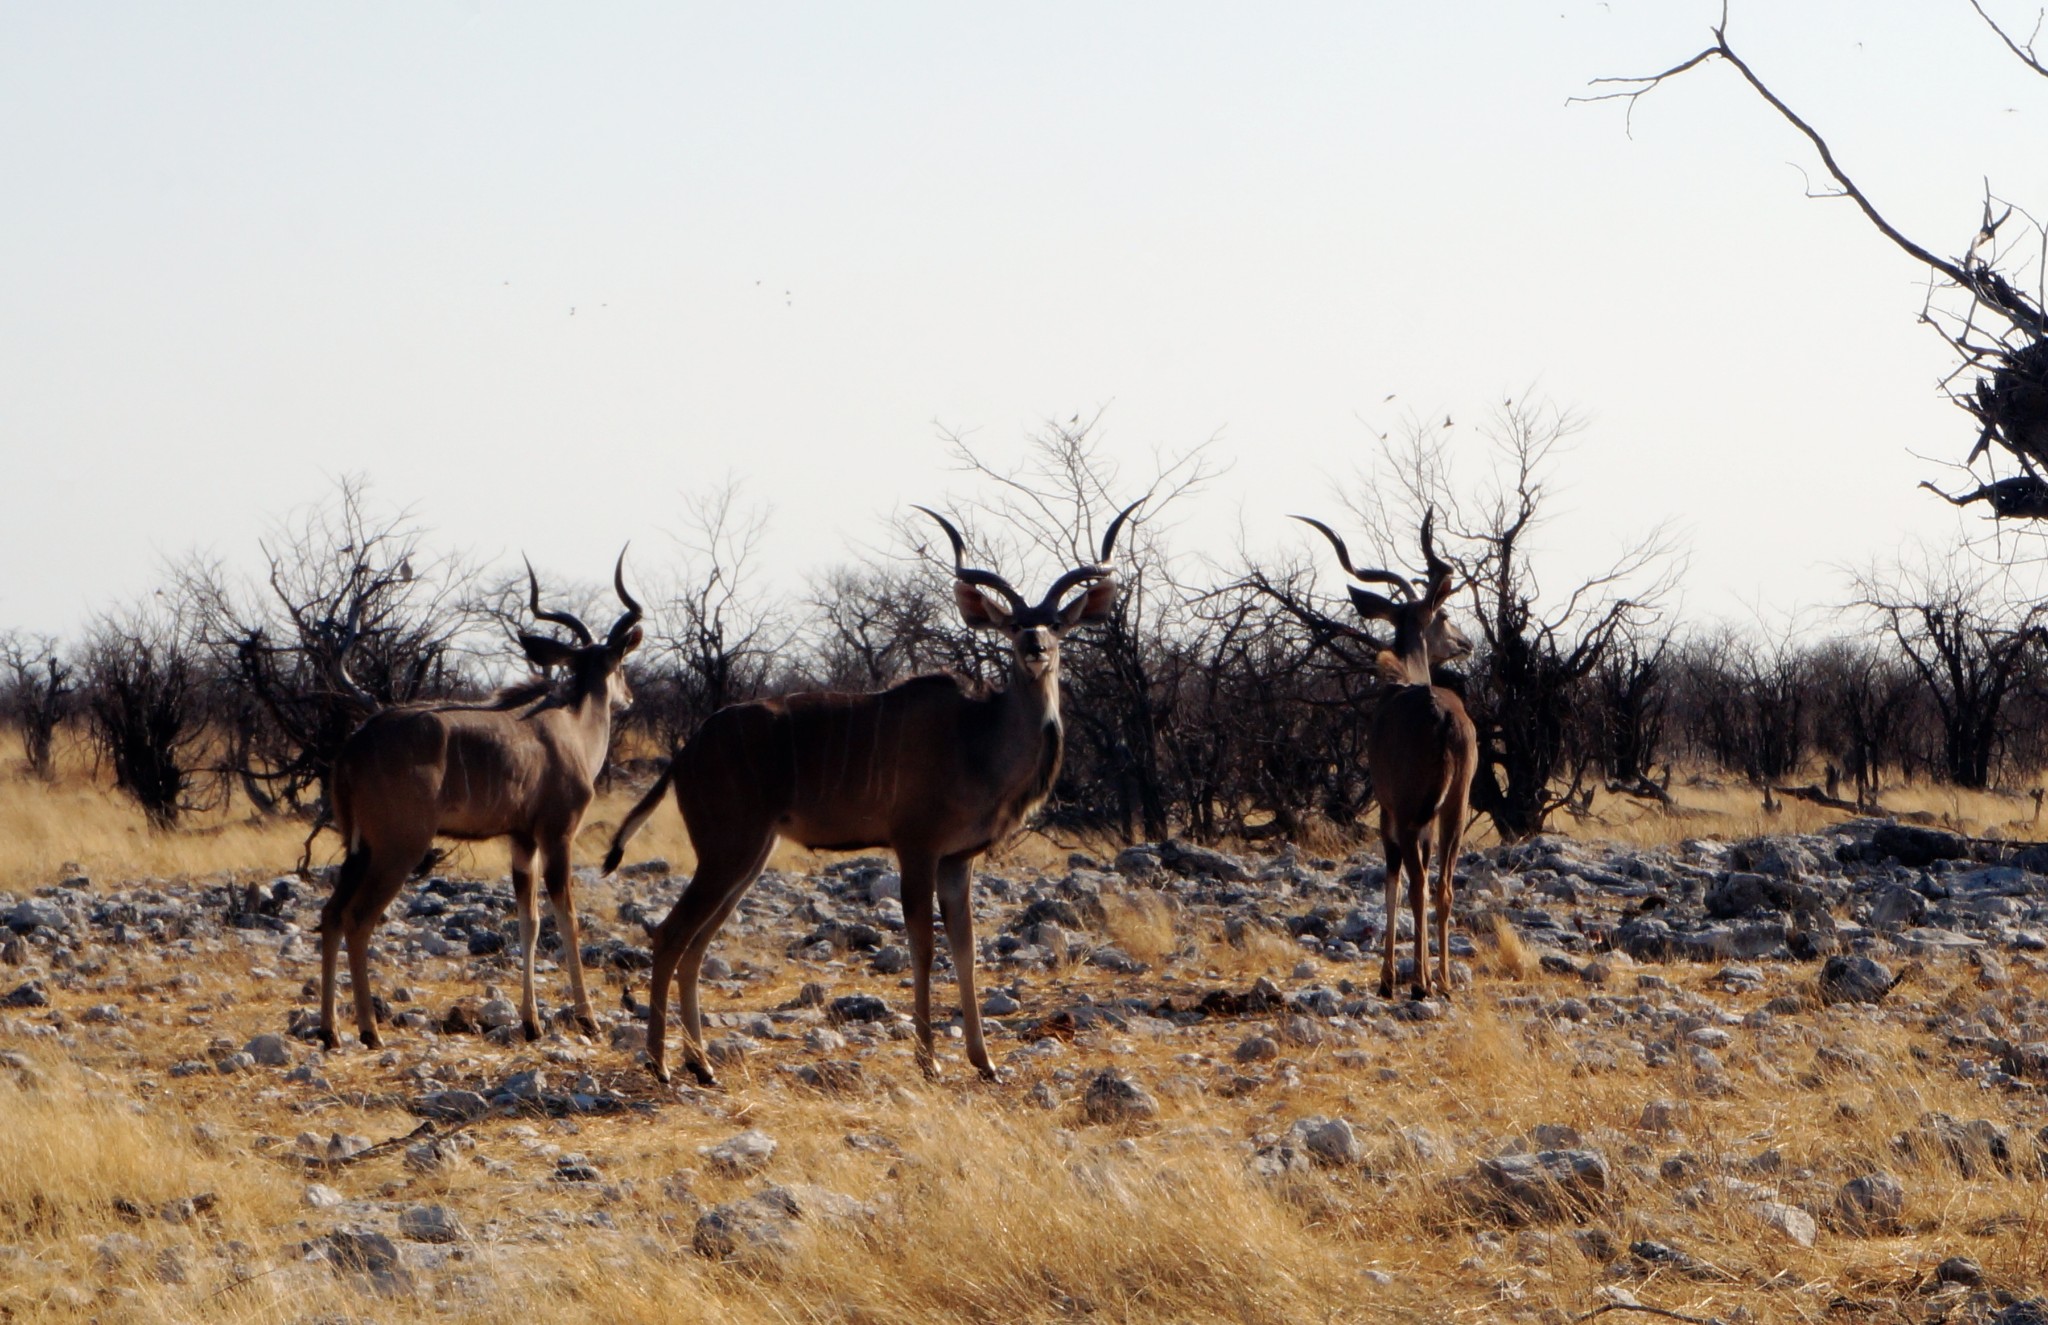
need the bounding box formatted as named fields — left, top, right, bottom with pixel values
left=603, top=758, right=676, bottom=875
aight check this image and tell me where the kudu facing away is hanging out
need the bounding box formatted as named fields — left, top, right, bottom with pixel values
left=317, top=557, right=644, bottom=1050
left=604, top=503, right=1138, bottom=1086
left=1295, top=510, right=1477, bottom=999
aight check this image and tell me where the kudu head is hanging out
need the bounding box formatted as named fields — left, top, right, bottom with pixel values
left=914, top=501, right=1141, bottom=682
left=1292, top=508, right=1471, bottom=680
left=519, top=551, right=645, bottom=710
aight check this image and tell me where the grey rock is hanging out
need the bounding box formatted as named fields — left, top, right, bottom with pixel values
left=1158, top=840, right=1250, bottom=881
left=1990, top=1303, right=2048, bottom=1325
left=312, top=1227, right=401, bottom=1274
left=868, top=945, right=910, bottom=975
left=828, top=993, right=891, bottom=1024
left=304, top=1183, right=346, bottom=1209
left=692, top=1184, right=874, bottom=1263
left=1, top=981, right=49, bottom=1008
left=1866, top=823, right=1971, bottom=866
left=1081, top=1070, right=1160, bottom=1125
left=1234, top=1034, right=1280, bottom=1064
left=1469, top=1149, right=1612, bottom=1223
left=1286, top=1116, right=1361, bottom=1167
left=497, top=1070, right=547, bottom=1101
left=553, top=1154, right=602, bottom=1182
left=1113, top=846, right=1162, bottom=880
left=701, top=1129, right=778, bottom=1177
left=477, top=997, right=521, bottom=1029
left=1087, top=946, right=1149, bottom=974
left=1836, top=1171, right=1905, bottom=1234
left=403, top=1137, right=469, bottom=1173
left=1869, top=885, right=1928, bottom=928
left=243, top=1033, right=292, bottom=1067
left=1751, top=1201, right=1816, bottom=1247
left=1935, top=1255, right=1983, bottom=1286
left=1818, top=955, right=1896, bottom=1005
left=398, top=1204, right=466, bottom=1243
left=5, top=900, right=68, bottom=933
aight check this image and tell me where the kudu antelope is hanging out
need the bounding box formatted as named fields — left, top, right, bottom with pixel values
left=317, top=556, right=644, bottom=1050
left=1295, top=510, right=1477, bottom=999
left=604, top=503, right=1139, bottom=1086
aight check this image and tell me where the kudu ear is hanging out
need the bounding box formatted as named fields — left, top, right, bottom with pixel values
left=1346, top=585, right=1401, bottom=623
left=1057, top=577, right=1119, bottom=631
left=1424, top=574, right=1461, bottom=612
left=519, top=632, right=580, bottom=671
left=612, top=624, right=645, bottom=656
left=954, top=580, right=1014, bottom=631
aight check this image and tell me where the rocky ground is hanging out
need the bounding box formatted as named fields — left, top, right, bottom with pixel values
left=4, top=817, right=2048, bottom=1322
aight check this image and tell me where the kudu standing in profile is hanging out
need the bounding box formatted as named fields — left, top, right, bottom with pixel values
left=1295, top=510, right=1477, bottom=999
left=604, top=503, right=1138, bottom=1086
left=317, top=557, right=643, bottom=1050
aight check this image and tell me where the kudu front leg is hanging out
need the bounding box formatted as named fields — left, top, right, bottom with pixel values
left=1405, top=838, right=1432, bottom=1000
left=1378, top=828, right=1401, bottom=1000
left=936, top=852, right=995, bottom=1081
left=1435, top=804, right=1466, bottom=997
left=511, top=838, right=541, bottom=1041
left=541, top=835, right=599, bottom=1037
left=899, top=849, right=941, bottom=1079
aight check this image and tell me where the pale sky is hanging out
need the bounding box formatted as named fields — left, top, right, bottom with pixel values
left=4, top=2, right=2044, bottom=637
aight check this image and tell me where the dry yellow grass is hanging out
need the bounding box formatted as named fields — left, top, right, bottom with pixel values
left=6, top=750, right=2048, bottom=1321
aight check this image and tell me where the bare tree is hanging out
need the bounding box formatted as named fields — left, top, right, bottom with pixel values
left=1808, top=636, right=1925, bottom=807
left=0, top=631, right=72, bottom=780
left=632, top=481, right=792, bottom=751
left=176, top=477, right=479, bottom=816
left=1585, top=7, right=2048, bottom=522
left=79, top=603, right=212, bottom=828
left=933, top=412, right=1219, bottom=840
left=1346, top=400, right=1676, bottom=840
left=1586, top=632, right=1670, bottom=793
left=1850, top=553, right=2048, bottom=788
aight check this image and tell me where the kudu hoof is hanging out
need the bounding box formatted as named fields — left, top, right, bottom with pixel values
left=684, top=1060, right=720, bottom=1089
left=572, top=1012, right=601, bottom=1038
left=317, top=1028, right=339, bottom=1053
left=522, top=1019, right=543, bottom=1043
left=360, top=1028, right=384, bottom=1050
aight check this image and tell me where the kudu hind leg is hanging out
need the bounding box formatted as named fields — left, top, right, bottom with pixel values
left=936, top=852, right=994, bottom=1081
left=344, top=836, right=426, bottom=1049
left=1405, top=832, right=1432, bottom=999
left=317, top=846, right=371, bottom=1051
left=1434, top=801, right=1466, bottom=996
left=899, top=849, right=942, bottom=1078
left=646, top=833, right=772, bottom=1085
left=1378, top=819, right=1402, bottom=999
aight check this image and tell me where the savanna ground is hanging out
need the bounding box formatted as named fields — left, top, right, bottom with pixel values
left=4, top=731, right=2047, bottom=1324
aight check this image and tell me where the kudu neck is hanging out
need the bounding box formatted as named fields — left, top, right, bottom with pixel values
left=1005, top=655, right=1063, bottom=727
left=559, top=673, right=618, bottom=781
left=1387, top=613, right=1435, bottom=687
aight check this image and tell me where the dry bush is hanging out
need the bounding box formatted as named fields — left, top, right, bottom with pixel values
left=1100, top=887, right=1180, bottom=967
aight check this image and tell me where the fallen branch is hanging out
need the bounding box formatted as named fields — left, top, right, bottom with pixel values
left=1574, top=1305, right=1727, bottom=1325
left=286, top=1119, right=446, bottom=1170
